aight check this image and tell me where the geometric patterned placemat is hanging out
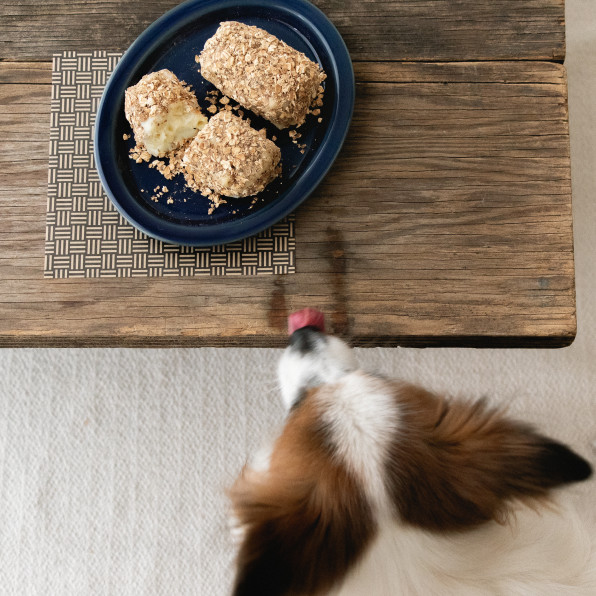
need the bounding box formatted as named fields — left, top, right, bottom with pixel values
left=45, top=51, right=296, bottom=278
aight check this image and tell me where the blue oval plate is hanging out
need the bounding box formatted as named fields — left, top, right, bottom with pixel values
left=94, top=0, right=354, bottom=246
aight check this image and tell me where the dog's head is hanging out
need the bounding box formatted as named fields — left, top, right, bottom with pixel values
left=231, top=312, right=593, bottom=596
left=278, top=326, right=358, bottom=410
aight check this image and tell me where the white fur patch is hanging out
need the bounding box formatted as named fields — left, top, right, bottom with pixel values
left=315, top=372, right=400, bottom=516
left=249, top=443, right=273, bottom=474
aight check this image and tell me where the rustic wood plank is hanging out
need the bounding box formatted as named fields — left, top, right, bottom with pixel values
left=354, top=61, right=567, bottom=85
left=0, top=0, right=565, bottom=62
left=0, top=61, right=52, bottom=84
left=0, top=61, right=574, bottom=347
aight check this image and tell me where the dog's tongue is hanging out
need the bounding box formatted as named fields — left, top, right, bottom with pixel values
left=288, top=308, right=325, bottom=335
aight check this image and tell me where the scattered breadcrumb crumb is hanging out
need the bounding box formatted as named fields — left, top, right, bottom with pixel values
left=129, top=144, right=153, bottom=163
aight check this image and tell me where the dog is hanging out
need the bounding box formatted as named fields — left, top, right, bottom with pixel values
left=229, top=323, right=595, bottom=595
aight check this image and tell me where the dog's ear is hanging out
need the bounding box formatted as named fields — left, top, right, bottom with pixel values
left=230, top=473, right=374, bottom=596
left=230, top=395, right=376, bottom=596
left=389, top=386, right=593, bottom=531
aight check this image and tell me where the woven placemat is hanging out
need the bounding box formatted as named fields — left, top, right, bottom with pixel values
left=44, top=51, right=296, bottom=278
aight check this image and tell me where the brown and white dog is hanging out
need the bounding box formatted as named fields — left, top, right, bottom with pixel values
left=229, top=313, right=594, bottom=595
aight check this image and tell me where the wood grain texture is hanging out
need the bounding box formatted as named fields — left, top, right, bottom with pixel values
left=0, top=0, right=565, bottom=62
left=0, top=61, right=575, bottom=347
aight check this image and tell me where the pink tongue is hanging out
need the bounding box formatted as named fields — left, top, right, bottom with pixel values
left=288, top=308, right=325, bottom=335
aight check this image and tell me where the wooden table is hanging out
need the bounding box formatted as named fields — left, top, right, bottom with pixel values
left=0, top=0, right=575, bottom=347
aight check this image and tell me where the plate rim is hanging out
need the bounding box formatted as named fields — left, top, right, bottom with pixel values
left=94, top=0, right=355, bottom=246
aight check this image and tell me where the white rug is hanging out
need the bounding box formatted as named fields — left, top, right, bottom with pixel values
left=1, top=1, right=595, bottom=594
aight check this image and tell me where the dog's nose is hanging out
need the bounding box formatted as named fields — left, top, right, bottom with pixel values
left=288, top=326, right=324, bottom=354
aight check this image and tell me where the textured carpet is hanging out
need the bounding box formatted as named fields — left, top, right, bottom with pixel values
left=1, top=1, right=595, bottom=594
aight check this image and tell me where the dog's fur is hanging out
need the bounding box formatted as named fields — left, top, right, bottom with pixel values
left=230, top=328, right=595, bottom=595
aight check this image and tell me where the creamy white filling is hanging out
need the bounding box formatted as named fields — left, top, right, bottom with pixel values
left=141, top=101, right=207, bottom=156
